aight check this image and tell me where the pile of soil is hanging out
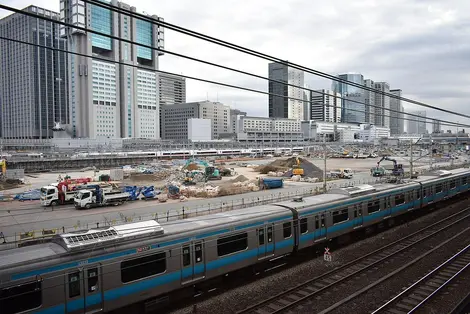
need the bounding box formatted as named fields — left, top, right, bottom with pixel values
left=0, top=179, right=22, bottom=191
left=128, top=171, right=171, bottom=182
left=231, top=175, right=249, bottom=183
left=257, top=157, right=323, bottom=178
left=185, top=163, right=200, bottom=171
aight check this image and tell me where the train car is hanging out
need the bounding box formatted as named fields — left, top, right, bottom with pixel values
left=0, top=205, right=294, bottom=314
left=2, top=168, right=470, bottom=314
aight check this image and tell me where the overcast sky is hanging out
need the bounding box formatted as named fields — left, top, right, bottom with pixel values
left=2, top=0, right=470, bottom=131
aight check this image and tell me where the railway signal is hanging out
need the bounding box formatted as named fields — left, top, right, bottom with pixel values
left=324, top=247, right=332, bottom=262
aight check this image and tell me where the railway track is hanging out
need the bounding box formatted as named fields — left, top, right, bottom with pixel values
left=236, top=207, right=470, bottom=314
left=371, top=243, right=470, bottom=314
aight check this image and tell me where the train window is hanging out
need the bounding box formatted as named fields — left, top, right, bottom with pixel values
left=395, top=194, right=405, bottom=205
left=463, top=177, right=468, bottom=185
left=315, top=216, right=320, bottom=229
left=0, top=280, right=42, bottom=314
left=69, top=272, right=80, bottom=298
left=121, top=252, right=166, bottom=283
left=258, top=228, right=265, bottom=245
left=267, top=226, right=273, bottom=243
left=182, top=246, right=191, bottom=267
left=368, top=201, right=380, bottom=214
left=436, top=184, right=443, bottom=193
left=320, top=214, right=325, bottom=227
left=332, top=209, right=348, bottom=224
left=87, top=268, right=98, bottom=292
left=217, top=233, right=248, bottom=256
left=450, top=180, right=456, bottom=189
left=300, top=218, right=308, bottom=234
left=283, top=222, right=292, bottom=238
left=417, top=189, right=421, bottom=200
left=195, top=243, right=203, bottom=263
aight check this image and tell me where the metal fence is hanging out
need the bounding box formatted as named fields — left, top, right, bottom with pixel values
left=1, top=162, right=468, bottom=250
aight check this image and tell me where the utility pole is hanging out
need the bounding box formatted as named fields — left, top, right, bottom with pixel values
left=323, top=133, right=327, bottom=192
left=430, top=135, right=433, bottom=170
left=410, top=139, right=414, bottom=179
left=410, top=137, right=422, bottom=178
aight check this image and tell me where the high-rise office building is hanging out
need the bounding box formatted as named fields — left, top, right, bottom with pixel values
left=374, top=82, right=390, bottom=128
left=389, top=89, right=403, bottom=135
left=268, top=62, right=304, bottom=120
left=307, top=89, right=342, bottom=123
left=363, top=79, right=375, bottom=124
left=432, top=119, right=441, bottom=134
left=398, top=103, right=405, bottom=134
left=332, top=73, right=366, bottom=124
left=407, top=110, right=427, bottom=134
left=158, top=73, right=186, bottom=105
left=60, top=0, right=164, bottom=139
left=0, top=6, right=68, bottom=139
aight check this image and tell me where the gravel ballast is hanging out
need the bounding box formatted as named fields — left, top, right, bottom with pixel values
left=166, top=197, right=470, bottom=314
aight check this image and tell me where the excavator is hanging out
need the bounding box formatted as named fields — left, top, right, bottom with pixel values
left=371, top=156, right=404, bottom=177
left=292, top=157, right=304, bottom=176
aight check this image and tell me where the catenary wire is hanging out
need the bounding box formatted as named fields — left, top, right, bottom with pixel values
left=83, top=0, right=470, bottom=121
left=0, top=3, right=466, bottom=128
left=0, top=35, right=463, bottom=130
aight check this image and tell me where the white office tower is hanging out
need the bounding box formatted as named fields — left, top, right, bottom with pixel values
left=308, top=89, right=342, bottom=123
left=60, top=0, right=164, bottom=138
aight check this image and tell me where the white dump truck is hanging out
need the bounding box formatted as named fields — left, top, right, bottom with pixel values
left=74, top=186, right=130, bottom=209
left=40, top=183, right=115, bottom=207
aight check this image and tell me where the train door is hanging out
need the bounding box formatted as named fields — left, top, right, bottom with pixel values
left=83, top=267, right=102, bottom=313
left=181, top=241, right=205, bottom=284
left=353, top=204, right=363, bottom=228
left=257, top=224, right=274, bottom=259
left=65, top=266, right=103, bottom=313
left=314, top=214, right=327, bottom=241
left=384, top=196, right=392, bottom=218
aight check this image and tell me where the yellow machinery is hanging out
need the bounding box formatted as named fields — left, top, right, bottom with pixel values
left=0, top=159, right=5, bottom=177
left=292, top=157, right=304, bottom=176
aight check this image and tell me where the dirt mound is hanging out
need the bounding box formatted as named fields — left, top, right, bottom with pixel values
left=128, top=171, right=171, bottom=182
left=185, top=163, right=200, bottom=171
left=231, top=175, right=249, bottom=183
left=258, top=157, right=323, bottom=178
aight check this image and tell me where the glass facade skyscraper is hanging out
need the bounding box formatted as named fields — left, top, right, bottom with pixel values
left=268, top=62, right=305, bottom=120
left=332, top=73, right=365, bottom=124
left=60, top=0, right=165, bottom=138
left=90, top=4, right=112, bottom=50
left=0, top=6, right=68, bottom=139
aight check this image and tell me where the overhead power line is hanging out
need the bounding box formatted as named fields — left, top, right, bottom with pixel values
left=82, top=0, right=470, bottom=121
left=0, top=4, right=463, bottom=130
left=1, top=35, right=466, bottom=130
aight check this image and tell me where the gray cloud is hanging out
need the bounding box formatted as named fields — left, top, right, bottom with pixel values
left=1, top=0, right=469, bottom=125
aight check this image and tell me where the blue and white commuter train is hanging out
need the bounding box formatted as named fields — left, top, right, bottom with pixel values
left=1, top=168, right=469, bottom=314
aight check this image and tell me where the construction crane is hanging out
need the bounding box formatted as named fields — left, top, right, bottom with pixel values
left=372, top=156, right=404, bottom=177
